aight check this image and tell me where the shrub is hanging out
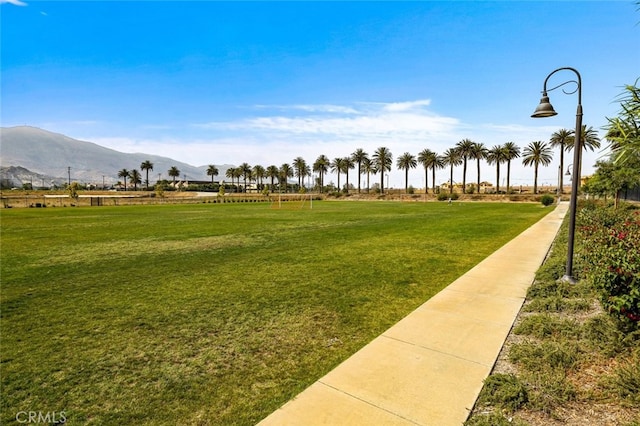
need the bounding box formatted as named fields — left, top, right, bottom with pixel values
left=524, top=296, right=592, bottom=313
left=581, top=314, right=624, bottom=355
left=509, top=341, right=580, bottom=371
left=464, top=412, right=528, bottom=426
left=525, top=369, right=576, bottom=414
left=578, top=206, right=640, bottom=330
left=475, top=374, right=528, bottom=412
left=540, top=194, right=555, bottom=206
left=437, top=192, right=459, bottom=201
left=610, top=353, right=640, bottom=404
left=513, top=314, right=580, bottom=339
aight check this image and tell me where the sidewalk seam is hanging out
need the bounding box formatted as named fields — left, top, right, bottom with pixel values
left=379, top=335, right=494, bottom=368
left=315, top=381, right=423, bottom=426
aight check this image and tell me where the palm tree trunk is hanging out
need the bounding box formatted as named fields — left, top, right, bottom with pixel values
left=506, top=161, right=511, bottom=193
left=405, top=169, right=409, bottom=193
left=534, top=163, right=539, bottom=194
left=496, top=164, right=500, bottom=193
left=449, top=165, right=454, bottom=194
left=424, top=168, right=429, bottom=194
left=432, top=167, right=436, bottom=194
left=477, top=160, right=481, bottom=194
left=462, top=160, right=467, bottom=193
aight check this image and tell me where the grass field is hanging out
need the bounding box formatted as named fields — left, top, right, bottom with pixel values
left=1, top=201, right=551, bottom=425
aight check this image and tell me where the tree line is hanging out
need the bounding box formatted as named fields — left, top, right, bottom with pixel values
left=115, top=127, right=602, bottom=195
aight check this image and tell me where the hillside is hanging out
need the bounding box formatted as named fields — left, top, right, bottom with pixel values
left=0, top=126, right=230, bottom=187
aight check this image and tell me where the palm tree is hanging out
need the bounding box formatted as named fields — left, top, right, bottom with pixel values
left=266, top=165, right=279, bottom=192
left=455, top=138, right=475, bottom=193
left=330, top=157, right=346, bottom=191
left=129, top=169, right=142, bottom=191
left=470, top=142, right=487, bottom=193
left=417, top=149, right=435, bottom=194
left=302, top=164, right=311, bottom=189
left=239, top=162, right=252, bottom=193
left=522, top=141, right=553, bottom=194
left=225, top=167, right=236, bottom=192
left=168, top=166, right=180, bottom=185
left=279, top=163, right=293, bottom=193
left=372, top=147, right=393, bottom=193
left=362, top=157, right=374, bottom=192
left=550, top=129, right=573, bottom=194
left=118, top=168, right=129, bottom=191
left=293, top=157, right=307, bottom=190
left=206, top=165, right=219, bottom=186
left=430, top=153, right=445, bottom=194
left=396, top=152, right=417, bottom=193
left=343, top=157, right=355, bottom=192
left=252, top=165, right=265, bottom=190
left=565, top=125, right=601, bottom=181
left=442, top=148, right=462, bottom=194
left=486, top=145, right=508, bottom=193
left=566, top=125, right=601, bottom=153
left=604, top=80, right=640, bottom=167
left=503, top=142, right=521, bottom=194
left=140, top=160, right=154, bottom=190
left=313, top=155, right=330, bottom=193
left=232, top=167, right=243, bottom=193
left=351, top=148, right=369, bottom=193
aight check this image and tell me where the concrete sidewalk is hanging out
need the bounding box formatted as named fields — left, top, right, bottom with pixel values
left=258, top=203, right=569, bottom=426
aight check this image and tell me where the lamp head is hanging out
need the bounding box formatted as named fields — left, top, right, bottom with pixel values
left=531, top=92, right=558, bottom=118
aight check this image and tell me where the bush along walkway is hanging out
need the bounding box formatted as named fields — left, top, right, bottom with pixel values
left=466, top=201, right=640, bottom=426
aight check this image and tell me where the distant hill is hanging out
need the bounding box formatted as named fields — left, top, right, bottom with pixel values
left=0, top=165, right=65, bottom=189
left=0, top=126, right=232, bottom=187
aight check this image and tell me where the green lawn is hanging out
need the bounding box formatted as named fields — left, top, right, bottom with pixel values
left=1, top=201, right=551, bottom=425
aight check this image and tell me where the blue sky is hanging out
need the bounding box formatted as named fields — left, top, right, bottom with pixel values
left=1, top=1, right=639, bottom=188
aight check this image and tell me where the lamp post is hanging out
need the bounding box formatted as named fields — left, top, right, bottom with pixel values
left=531, top=67, right=583, bottom=284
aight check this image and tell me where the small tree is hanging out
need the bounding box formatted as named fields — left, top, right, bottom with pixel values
left=584, top=159, right=640, bottom=208
left=155, top=184, right=165, bottom=198
left=68, top=181, right=79, bottom=202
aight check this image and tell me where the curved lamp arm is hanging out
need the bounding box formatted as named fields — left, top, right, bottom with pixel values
left=542, top=67, right=582, bottom=105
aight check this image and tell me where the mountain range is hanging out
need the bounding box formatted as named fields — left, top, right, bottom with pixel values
left=0, top=126, right=232, bottom=188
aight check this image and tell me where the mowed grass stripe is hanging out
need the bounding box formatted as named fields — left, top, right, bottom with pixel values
left=0, top=201, right=550, bottom=425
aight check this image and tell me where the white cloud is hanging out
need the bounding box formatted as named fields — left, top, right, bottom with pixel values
left=195, top=100, right=458, bottom=141
left=253, top=104, right=360, bottom=114
left=1, top=0, right=28, bottom=6
left=380, top=99, right=432, bottom=112
left=80, top=99, right=608, bottom=188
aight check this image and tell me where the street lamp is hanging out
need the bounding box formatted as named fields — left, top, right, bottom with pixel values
left=531, top=67, right=583, bottom=284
